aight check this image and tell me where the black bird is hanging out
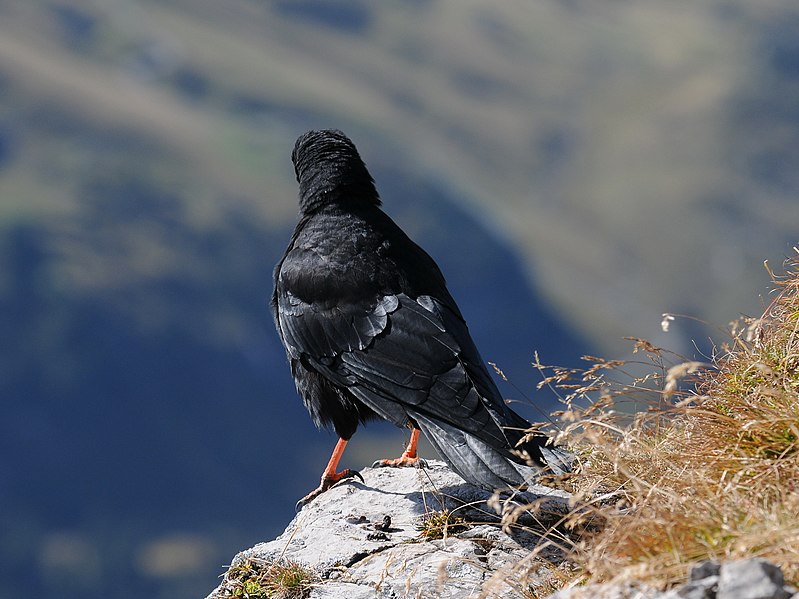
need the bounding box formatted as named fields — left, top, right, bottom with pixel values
left=273, top=129, right=570, bottom=507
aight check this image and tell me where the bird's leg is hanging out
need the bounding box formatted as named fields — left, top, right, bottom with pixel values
left=372, top=428, right=428, bottom=468
left=296, top=438, right=363, bottom=511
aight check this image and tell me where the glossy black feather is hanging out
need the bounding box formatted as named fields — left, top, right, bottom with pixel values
left=272, top=129, right=569, bottom=489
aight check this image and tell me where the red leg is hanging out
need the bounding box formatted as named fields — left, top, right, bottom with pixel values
left=296, top=438, right=363, bottom=511
left=372, top=428, right=427, bottom=468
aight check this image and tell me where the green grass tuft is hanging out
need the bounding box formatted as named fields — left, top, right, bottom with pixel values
left=213, top=557, right=316, bottom=599
left=415, top=509, right=470, bottom=541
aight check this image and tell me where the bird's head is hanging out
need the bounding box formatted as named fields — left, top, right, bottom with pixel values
left=291, top=129, right=380, bottom=214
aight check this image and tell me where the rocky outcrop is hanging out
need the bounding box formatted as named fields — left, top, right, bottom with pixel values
left=205, top=462, right=797, bottom=599
left=205, top=460, right=571, bottom=598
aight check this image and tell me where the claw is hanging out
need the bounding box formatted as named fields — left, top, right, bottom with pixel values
left=295, top=468, right=365, bottom=511
left=341, top=468, right=365, bottom=484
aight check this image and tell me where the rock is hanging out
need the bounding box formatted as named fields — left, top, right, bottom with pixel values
left=203, top=465, right=798, bottom=599
left=205, top=460, right=571, bottom=599
left=657, top=561, right=721, bottom=599
left=663, top=576, right=719, bottom=599
left=716, top=559, right=793, bottom=599
left=691, top=562, right=722, bottom=582
left=547, top=582, right=660, bottom=599
left=548, top=559, right=796, bottom=599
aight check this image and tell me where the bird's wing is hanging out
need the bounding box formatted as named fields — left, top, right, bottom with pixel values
left=277, top=287, right=518, bottom=452
left=278, top=290, right=399, bottom=361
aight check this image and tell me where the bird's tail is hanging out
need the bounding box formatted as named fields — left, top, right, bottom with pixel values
left=508, top=423, right=574, bottom=476
left=413, top=414, right=572, bottom=491
left=535, top=444, right=574, bottom=476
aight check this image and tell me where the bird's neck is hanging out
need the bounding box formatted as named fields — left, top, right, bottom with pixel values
left=297, top=161, right=380, bottom=215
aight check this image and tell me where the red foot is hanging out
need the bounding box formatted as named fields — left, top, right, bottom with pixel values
left=372, top=428, right=426, bottom=469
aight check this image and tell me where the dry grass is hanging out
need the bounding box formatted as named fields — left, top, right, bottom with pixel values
left=525, top=253, right=799, bottom=591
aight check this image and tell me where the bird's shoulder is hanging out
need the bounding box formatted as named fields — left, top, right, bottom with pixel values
left=275, top=206, right=390, bottom=303
left=275, top=205, right=450, bottom=306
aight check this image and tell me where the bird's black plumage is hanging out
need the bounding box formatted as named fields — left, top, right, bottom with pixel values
left=273, top=129, right=569, bottom=495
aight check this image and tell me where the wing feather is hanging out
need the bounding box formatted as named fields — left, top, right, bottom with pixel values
left=279, top=289, right=518, bottom=451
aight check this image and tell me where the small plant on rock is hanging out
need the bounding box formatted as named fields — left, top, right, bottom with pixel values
left=213, top=557, right=316, bottom=599
left=415, top=508, right=470, bottom=540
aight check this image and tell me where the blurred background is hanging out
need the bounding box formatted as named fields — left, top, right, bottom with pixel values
left=1, top=1, right=798, bottom=597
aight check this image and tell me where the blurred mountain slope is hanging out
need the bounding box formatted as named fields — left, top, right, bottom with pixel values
left=4, top=0, right=797, bottom=348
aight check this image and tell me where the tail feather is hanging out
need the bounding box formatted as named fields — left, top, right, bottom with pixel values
left=538, top=445, right=574, bottom=476
left=514, top=430, right=575, bottom=476
left=413, top=413, right=570, bottom=490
